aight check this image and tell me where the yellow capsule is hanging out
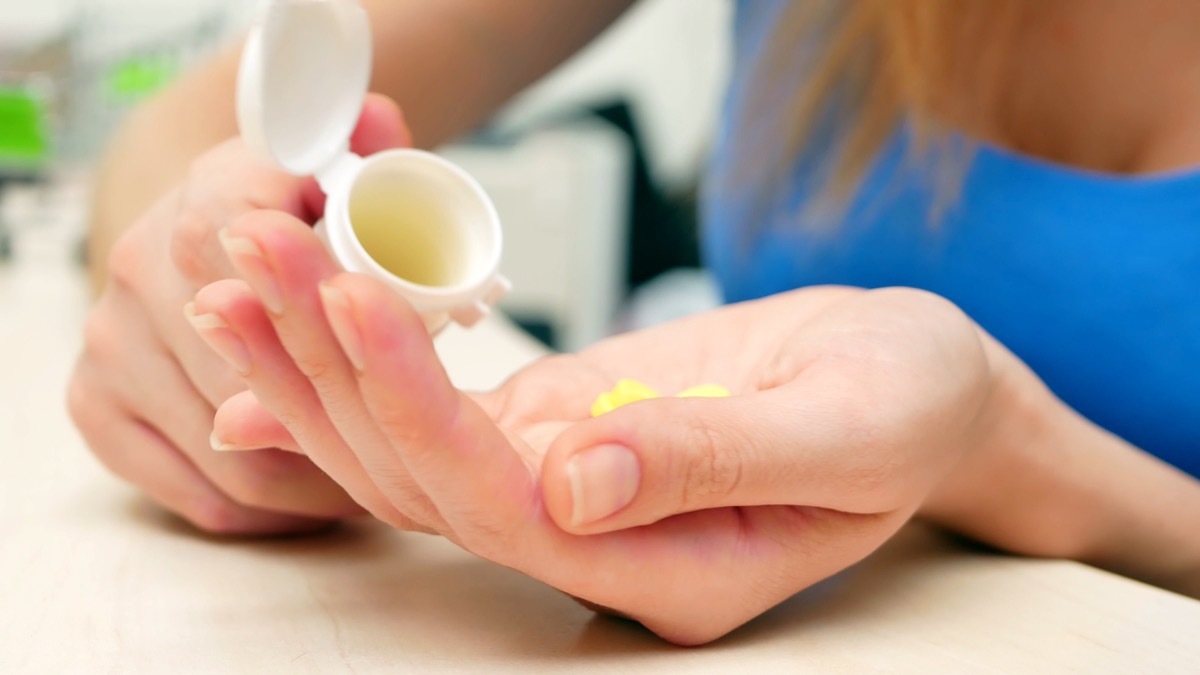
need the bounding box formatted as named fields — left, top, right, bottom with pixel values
left=676, top=384, right=731, bottom=398
left=590, top=391, right=621, bottom=418
left=613, top=378, right=660, bottom=402
left=591, top=379, right=661, bottom=417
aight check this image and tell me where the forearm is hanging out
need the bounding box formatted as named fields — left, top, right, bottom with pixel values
left=88, top=45, right=240, bottom=290
left=88, top=0, right=635, bottom=289
left=921, top=337, right=1200, bottom=598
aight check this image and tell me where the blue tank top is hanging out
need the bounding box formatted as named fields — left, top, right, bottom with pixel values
left=702, top=0, right=1200, bottom=478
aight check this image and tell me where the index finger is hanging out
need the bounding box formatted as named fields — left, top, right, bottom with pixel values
left=156, top=95, right=413, bottom=408
left=172, top=93, right=412, bottom=288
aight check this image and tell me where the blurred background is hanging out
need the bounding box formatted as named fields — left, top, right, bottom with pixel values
left=0, top=0, right=731, bottom=350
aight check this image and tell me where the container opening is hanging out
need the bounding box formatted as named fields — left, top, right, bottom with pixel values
left=348, top=161, right=488, bottom=288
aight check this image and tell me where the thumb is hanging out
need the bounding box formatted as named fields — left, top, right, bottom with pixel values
left=541, top=387, right=873, bottom=535
left=302, top=93, right=412, bottom=216
left=349, top=93, right=413, bottom=155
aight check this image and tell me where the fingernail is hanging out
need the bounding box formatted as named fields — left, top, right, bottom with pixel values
left=566, top=444, right=640, bottom=526
left=319, top=282, right=365, bottom=372
left=210, top=429, right=241, bottom=452
left=184, top=302, right=253, bottom=375
left=218, top=229, right=284, bottom=314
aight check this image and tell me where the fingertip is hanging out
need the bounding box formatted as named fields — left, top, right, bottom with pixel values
left=542, top=426, right=643, bottom=535
left=542, top=394, right=747, bottom=535
left=541, top=400, right=637, bottom=531
left=353, top=93, right=412, bottom=154
left=213, top=389, right=302, bottom=454
left=225, top=209, right=338, bottom=285
left=192, top=278, right=260, bottom=317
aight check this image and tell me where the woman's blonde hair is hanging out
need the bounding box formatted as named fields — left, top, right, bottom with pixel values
left=736, top=0, right=1026, bottom=227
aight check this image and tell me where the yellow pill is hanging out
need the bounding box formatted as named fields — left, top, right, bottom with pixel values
left=613, top=378, right=660, bottom=402
left=676, top=384, right=731, bottom=398
left=591, top=379, right=661, bottom=417
left=590, top=391, right=621, bottom=417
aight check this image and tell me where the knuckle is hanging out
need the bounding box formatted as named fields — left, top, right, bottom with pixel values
left=677, top=422, right=743, bottom=511
left=452, top=488, right=535, bottom=563
left=291, top=353, right=339, bottom=385
left=827, top=395, right=913, bottom=505
left=840, top=456, right=900, bottom=502
left=869, top=285, right=959, bottom=316
left=372, top=488, right=440, bottom=534
left=370, top=404, right=418, bottom=444
left=368, top=395, right=462, bottom=462
left=186, top=139, right=294, bottom=212
left=105, top=232, right=142, bottom=290
left=169, top=203, right=219, bottom=285
left=459, top=517, right=521, bottom=563
left=354, top=487, right=428, bottom=531
left=185, top=142, right=239, bottom=183
left=64, top=375, right=142, bottom=488
left=829, top=395, right=886, bottom=464
left=80, top=307, right=120, bottom=362
left=378, top=510, right=427, bottom=533
left=65, top=369, right=98, bottom=433
left=867, top=287, right=977, bottom=349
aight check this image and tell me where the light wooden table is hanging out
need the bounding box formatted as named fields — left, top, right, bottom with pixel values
left=2, top=224, right=1199, bottom=674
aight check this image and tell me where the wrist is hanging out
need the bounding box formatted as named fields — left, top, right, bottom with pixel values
left=919, top=337, right=1200, bottom=599
left=918, top=336, right=1103, bottom=561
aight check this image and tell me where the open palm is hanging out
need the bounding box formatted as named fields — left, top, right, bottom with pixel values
left=194, top=210, right=989, bottom=644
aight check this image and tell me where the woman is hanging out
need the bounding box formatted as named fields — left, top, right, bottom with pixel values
left=69, top=0, right=1200, bottom=644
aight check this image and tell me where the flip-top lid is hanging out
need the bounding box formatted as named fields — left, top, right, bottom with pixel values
left=236, top=0, right=371, bottom=176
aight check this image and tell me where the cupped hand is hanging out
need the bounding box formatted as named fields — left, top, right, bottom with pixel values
left=67, top=95, right=411, bottom=535
left=195, top=212, right=992, bottom=642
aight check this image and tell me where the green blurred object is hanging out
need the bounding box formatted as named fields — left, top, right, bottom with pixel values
left=0, top=86, right=50, bottom=171
left=106, top=54, right=178, bottom=103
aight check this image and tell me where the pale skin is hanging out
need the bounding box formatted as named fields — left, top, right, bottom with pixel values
left=71, top=0, right=1200, bottom=644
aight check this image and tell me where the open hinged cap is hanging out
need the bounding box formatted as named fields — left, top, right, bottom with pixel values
left=237, top=0, right=372, bottom=177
